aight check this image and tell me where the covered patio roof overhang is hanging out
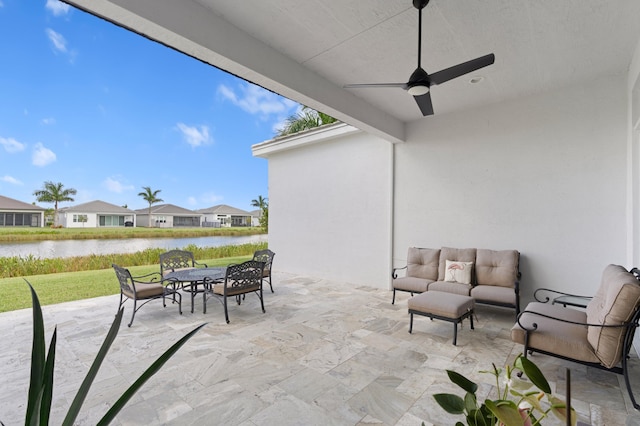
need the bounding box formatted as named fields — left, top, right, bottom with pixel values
left=62, top=0, right=640, bottom=356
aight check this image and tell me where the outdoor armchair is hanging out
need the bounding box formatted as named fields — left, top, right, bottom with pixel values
left=112, top=263, right=182, bottom=327
left=252, top=249, right=275, bottom=292
left=511, top=265, right=640, bottom=410
left=204, top=260, right=265, bottom=323
left=159, top=249, right=208, bottom=313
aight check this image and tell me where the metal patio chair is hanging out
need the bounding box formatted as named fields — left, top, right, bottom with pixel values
left=252, top=249, right=275, bottom=293
left=112, top=263, right=182, bottom=327
left=204, top=260, right=265, bottom=323
left=159, top=249, right=208, bottom=313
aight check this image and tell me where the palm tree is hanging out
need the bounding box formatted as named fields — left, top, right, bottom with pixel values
left=33, top=181, right=77, bottom=226
left=251, top=195, right=268, bottom=210
left=276, top=106, right=338, bottom=137
left=138, top=186, right=163, bottom=227
left=251, top=195, right=269, bottom=231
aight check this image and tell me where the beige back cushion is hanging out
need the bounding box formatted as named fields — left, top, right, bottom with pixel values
left=438, top=247, right=477, bottom=282
left=586, top=264, right=640, bottom=368
left=475, top=249, right=519, bottom=287
left=406, top=247, right=440, bottom=280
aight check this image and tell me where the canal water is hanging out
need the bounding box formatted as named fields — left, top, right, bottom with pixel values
left=0, top=234, right=268, bottom=259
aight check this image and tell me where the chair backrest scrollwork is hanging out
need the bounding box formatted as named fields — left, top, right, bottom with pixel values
left=225, top=260, right=265, bottom=292
left=160, top=249, right=196, bottom=276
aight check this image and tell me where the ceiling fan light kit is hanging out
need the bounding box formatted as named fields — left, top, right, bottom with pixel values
left=407, top=85, right=430, bottom=96
left=344, top=0, right=495, bottom=116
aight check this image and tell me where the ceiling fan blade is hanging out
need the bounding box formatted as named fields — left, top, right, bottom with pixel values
left=414, top=92, right=434, bottom=116
left=344, top=82, right=408, bottom=89
left=429, top=53, right=495, bottom=85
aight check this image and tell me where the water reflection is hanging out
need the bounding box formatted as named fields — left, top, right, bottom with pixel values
left=0, top=234, right=268, bottom=259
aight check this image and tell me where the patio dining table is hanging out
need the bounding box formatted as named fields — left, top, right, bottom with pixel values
left=164, top=267, right=226, bottom=313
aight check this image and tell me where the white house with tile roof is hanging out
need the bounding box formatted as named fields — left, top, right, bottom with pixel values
left=58, top=200, right=135, bottom=228
left=0, top=195, right=46, bottom=227
left=249, top=209, right=262, bottom=227
left=196, top=204, right=252, bottom=227
left=134, top=203, right=201, bottom=228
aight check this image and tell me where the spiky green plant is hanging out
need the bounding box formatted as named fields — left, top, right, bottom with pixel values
left=11, top=281, right=204, bottom=426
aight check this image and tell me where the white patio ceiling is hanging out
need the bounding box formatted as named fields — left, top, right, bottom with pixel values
left=64, top=0, right=640, bottom=143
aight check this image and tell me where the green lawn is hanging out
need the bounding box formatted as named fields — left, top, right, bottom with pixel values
left=0, top=255, right=252, bottom=313
left=0, top=226, right=265, bottom=241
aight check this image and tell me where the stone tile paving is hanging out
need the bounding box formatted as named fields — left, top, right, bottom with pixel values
left=1, top=272, right=639, bottom=425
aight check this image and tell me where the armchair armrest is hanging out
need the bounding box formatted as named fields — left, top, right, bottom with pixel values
left=392, top=265, right=407, bottom=279
left=533, top=288, right=592, bottom=304
left=194, top=260, right=209, bottom=268
left=160, top=276, right=181, bottom=290
left=516, top=309, right=632, bottom=332
left=131, top=271, right=162, bottom=283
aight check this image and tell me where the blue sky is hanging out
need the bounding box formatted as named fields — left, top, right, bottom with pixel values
left=0, top=0, right=300, bottom=212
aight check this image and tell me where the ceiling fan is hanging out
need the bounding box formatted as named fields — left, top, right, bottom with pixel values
left=343, top=0, right=495, bottom=116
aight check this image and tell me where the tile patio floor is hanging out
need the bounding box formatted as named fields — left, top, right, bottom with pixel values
left=1, top=272, right=639, bottom=425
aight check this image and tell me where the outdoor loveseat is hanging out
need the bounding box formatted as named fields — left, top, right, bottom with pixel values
left=392, top=247, right=521, bottom=314
left=511, top=264, right=640, bottom=410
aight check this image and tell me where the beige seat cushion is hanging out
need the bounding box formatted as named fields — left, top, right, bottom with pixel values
left=586, top=264, right=640, bottom=368
left=124, top=282, right=164, bottom=299
left=511, top=302, right=600, bottom=364
left=438, top=247, right=477, bottom=282
left=428, top=281, right=472, bottom=296
left=409, top=291, right=474, bottom=319
left=213, top=282, right=261, bottom=296
left=475, top=249, right=519, bottom=287
left=393, top=276, right=433, bottom=293
left=406, top=247, right=440, bottom=280
left=471, top=285, right=516, bottom=306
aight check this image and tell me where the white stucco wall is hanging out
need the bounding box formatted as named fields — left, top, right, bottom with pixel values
left=627, top=37, right=640, bottom=352
left=395, top=75, right=628, bottom=302
left=267, top=129, right=393, bottom=288
left=60, top=213, right=98, bottom=228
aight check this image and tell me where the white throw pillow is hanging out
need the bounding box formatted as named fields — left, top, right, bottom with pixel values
left=444, top=260, right=473, bottom=284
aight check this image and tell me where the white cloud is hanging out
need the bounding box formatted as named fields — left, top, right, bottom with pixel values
left=0, top=137, right=26, bottom=153
left=32, top=143, right=56, bottom=166
left=218, top=82, right=298, bottom=118
left=104, top=177, right=134, bottom=193
left=201, top=192, right=223, bottom=204
left=41, top=117, right=56, bottom=125
left=46, top=28, right=67, bottom=53
left=1, top=176, right=22, bottom=185
left=45, top=0, right=70, bottom=16
left=186, top=196, right=198, bottom=206
left=175, top=123, right=212, bottom=147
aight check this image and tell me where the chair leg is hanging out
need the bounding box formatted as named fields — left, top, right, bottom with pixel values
left=259, top=288, right=265, bottom=313
left=175, top=292, right=182, bottom=315
left=117, top=292, right=125, bottom=317
left=223, top=296, right=230, bottom=324
left=392, top=289, right=396, bottom=305
left=268, top=273, right=274, bottom=293
left=128, top=299, right=137, bottom=327
left=409, top=313, right=413, bottom=333
left=623, top=351, right=640, bottom=410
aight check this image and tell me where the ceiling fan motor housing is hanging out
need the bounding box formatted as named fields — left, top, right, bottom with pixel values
left=407, top=67, right=430, bottom=95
